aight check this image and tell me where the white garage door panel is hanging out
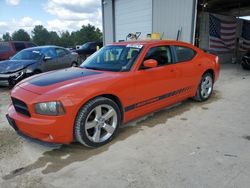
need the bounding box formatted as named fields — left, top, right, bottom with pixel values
left=115, top=0, right=152, bottom=42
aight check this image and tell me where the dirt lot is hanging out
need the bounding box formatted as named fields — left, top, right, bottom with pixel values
left=0, top=64, right=250, bottom=188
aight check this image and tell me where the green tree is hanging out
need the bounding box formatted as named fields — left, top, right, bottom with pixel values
left=76, top=24, right=103, bottom=45
left=32, top=25, right=50, bottom=45
left=12, top=29, right=30, bottom=41
left=48, top=31, right=60, bottom=46
left=2, top=32, right=12, bottom=41
left=59, top=31, right=72, bottom=47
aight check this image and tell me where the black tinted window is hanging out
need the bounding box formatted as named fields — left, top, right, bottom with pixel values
left=90, top=43, right=97, bottom=50
left=14, top=42, right=26, bottom=52
left=174, top=46, right=196, bottom=62
left=144, top=46, right=172, bottom=66
left=26, top=42, right=36, bottom=47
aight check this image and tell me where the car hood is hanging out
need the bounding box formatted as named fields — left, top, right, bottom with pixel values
left=0, top=60, right=37, bottom=74
left=17, top=67, right=117, bottom=95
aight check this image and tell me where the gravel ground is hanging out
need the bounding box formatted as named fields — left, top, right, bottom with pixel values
left=0, top=64, right=250, bottom=188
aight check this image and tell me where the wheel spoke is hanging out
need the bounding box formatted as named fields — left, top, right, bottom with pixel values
left=95, top=106, right=102, bottom=119
left=85, top=121, right=96, bottom=129
left=92, top=128, right=101, bottom=142
left=201, top=89, right=206, bottom=97
left=102, top=108, right=115, bottom=120
left=84, top=103, right=118, bottom=144
left=206, top=82, right=212, bottom=88
left=103, top=123, right=115, bottom=134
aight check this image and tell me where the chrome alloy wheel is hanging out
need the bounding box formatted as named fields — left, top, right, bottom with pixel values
left=200, top=75, right=213, bottom=99
left=85, top=104, right=118, bottom=143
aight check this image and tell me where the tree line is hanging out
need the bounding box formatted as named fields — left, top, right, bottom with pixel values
left=0, top=24, right=102, bottom=48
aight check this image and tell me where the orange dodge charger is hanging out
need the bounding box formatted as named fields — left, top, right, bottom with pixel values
left=6, top=40, right=220, bottom=147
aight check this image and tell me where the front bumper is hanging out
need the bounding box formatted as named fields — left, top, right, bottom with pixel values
left=6, top=87, right=75, bottom=144
left=0, top=71, right=27, bottom=85
left=6, top=114, right=62, bottom=146
left=7, top=105, right=73, bottom=144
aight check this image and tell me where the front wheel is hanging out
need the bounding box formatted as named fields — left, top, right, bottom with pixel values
left=193, top=73, right=213, bottom=102
left=71, top=62, right=78, bottom=67
left=74, top=97, right=121, bottom=147
left=242, top=60, right=250, bottom=70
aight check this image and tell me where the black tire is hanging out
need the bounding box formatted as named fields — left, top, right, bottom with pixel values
left=193, top=73, right=214, bottom=102
left=71, top=62, right=78, bottom=67
left=242, top=61, right=250, bottom=70
left=74, top=97, right=121, bottom=148
left=8, top=78, right=16, bottom=89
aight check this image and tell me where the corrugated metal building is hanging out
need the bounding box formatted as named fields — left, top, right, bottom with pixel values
left=102, top=0, right=250, bottom=63
left=102, top=0, right=197, bottom=44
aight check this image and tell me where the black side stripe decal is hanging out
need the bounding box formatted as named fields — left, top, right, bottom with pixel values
left=124, top=86, right=192, bottom=112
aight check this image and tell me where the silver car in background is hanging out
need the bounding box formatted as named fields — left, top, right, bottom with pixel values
left=0, top=45, right=79, bottom=87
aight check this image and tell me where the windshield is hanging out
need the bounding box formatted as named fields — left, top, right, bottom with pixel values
left=80, top=43, right=90, bottom=49
left=11, top=49, right=43, bottom=60
left=80, top=45, right=143, bottom=72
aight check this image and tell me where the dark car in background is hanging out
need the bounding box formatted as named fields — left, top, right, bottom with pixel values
left=0, top=41, right=37, bottom=61
left=241, top=51, right=250, bottom=70
left=75, top=41, right=103, bottom=62
left=0, top=45, right=78, bottom=87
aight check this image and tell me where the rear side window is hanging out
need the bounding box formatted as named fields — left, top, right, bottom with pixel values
left=14, top=42, right=26, bottom=52
left=0, top=42, right=11, bottom=52
left=55, top=48, right=68, bottom=57
left=174, top=46, right=196, bottom=62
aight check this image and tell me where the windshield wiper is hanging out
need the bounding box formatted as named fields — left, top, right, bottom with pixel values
left=83, top=66, right=104, bottom=71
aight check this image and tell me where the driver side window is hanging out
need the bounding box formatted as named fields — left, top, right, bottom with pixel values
left=142, top=46, right=172, bottom=68
left=44, top=48, right=57, bottom=58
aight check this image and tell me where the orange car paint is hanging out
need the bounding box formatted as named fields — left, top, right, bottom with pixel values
left=7, top=40, right=220, bottom=144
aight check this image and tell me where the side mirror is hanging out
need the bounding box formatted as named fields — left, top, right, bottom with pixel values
left=143, top=59, right=158, bottom=68
left=44, top=56, right=52, bottom=61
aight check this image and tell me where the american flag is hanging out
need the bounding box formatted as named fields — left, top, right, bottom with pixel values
left=241, top=20, right=250, bottom=50
left=209, top=14, right=237, bottom=52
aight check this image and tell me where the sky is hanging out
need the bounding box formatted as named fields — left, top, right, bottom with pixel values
left=0, top=0, right=102, bottom=37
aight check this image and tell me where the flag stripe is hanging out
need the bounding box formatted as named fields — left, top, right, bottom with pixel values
left=209, top=14, right=236, bottom=52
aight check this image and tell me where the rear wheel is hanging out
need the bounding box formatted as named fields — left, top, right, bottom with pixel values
left=242, top=60, right=250, bottom=70
left=74, top=97, right=121, bottom=147
left=193, top=73, right=213, bottom=101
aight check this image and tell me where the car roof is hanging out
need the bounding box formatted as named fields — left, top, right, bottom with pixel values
left=0, top=41, right=35, bottom=44
left=112, top=40, right=194, bottom=47
left=111, top=40, right=200, bottom=52
left=22, top=45, right=65, bottom=50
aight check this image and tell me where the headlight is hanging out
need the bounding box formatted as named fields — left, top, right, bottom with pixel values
left=35, top=101, right=65, bottom=116
left=25, top=68, right=33, bottom=73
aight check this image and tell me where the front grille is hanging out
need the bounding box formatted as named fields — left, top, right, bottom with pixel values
left=11, top=97, right=31, bottom=117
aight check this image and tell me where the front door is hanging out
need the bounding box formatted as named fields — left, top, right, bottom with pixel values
left=131, top=45, right=180, bottom=113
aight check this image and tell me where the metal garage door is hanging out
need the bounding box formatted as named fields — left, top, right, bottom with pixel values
left=114, top=0, right=152, bottom=42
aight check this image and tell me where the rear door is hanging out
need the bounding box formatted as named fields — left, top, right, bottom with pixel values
left=171, top=45, right=200, bottom=96
left=55, top=48, right=72, bottom=69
